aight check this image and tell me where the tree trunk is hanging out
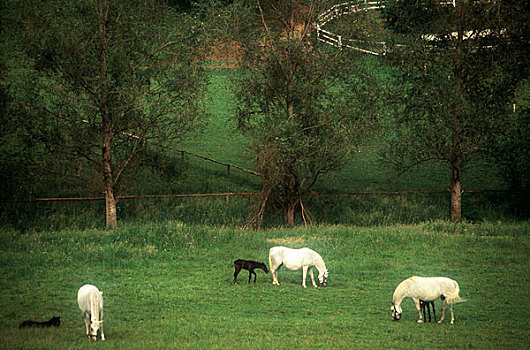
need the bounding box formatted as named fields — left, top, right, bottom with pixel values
left=450, top=2, right=464, bottom=222
left=98, top=0, right=117, bottom=228
left=284, top=201, right=296, bottom=227
left=103, top=131, right=117, bottom=228
left=450, top=157, right=463, bottom=221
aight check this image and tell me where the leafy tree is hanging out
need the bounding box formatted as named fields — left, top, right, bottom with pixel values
left=381, top=0, right=529, bottom=220
left=1, top=0, right=206, bottom=227
left=488, top=79, right=530, bottom=191
left=221, top=0, right=377, bottom=227
left=483, top=78, right=530, bottom=217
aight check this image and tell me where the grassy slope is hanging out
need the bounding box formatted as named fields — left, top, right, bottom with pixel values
left=0, top=67, right=513, bottom=231
left=0, top=222, right=528, bottom=349
left=0, top=66, right=517, bottom=232
left=181, top=68, right=504, bottom=193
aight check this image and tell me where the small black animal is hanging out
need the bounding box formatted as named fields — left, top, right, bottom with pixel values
left=420, top=300, right=437, bottom=323
left=19, top=316, right=61, bottom=329
left=234, top=259, right=269, bottom=284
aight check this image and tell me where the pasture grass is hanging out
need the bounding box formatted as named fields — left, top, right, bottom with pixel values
left=0, top=221, right=528, bottom=349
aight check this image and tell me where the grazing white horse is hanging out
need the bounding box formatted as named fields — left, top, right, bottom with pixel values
left=269, top=246, right=328, bottom=288
left=391, top=276, right=463, bottom=324
left=77, top=284, right=105, bottom=341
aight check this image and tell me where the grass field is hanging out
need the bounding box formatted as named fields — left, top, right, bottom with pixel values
left=1, top=67, right=527, bottom=349
left=1, top=221, right=528, bottom=349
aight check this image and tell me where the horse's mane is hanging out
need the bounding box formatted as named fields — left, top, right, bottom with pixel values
left=393, top=277, right=413, bottom=302
left=89, top=290, right=103, bottom=322
left=314, top=251, right=326, bottom=268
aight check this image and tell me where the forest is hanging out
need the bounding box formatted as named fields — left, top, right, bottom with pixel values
left=1, top=0, right=528, bottom=229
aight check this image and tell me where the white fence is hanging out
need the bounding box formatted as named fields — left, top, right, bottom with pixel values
left=316, top=1, right=386, bottom=55
left=316, top=0, right=458, bottom=55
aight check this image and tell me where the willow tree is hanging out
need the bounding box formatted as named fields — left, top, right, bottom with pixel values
left=1, top=0, right=206, bottom=227
left=225, top=0, right=376, bottom=227
left=381, top=0, right=528, bottom=221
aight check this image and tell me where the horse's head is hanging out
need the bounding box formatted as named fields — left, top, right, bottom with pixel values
left=391, top=303, right=402, bottom=321
left=318, top=269, right=329, bottom=286
left=89, top=320, right=103, bottom=341
left=260, top=262, right=269, bottom=274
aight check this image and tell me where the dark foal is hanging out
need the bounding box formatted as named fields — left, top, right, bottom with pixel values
left=420, top=300, right=437, bottom=323
left=19, top=316, right=60, bottom=329
left=234, top=259, right=269, bottom=284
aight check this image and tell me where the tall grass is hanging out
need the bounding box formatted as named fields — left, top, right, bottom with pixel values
left=1, top=189, right=525, bottom=232
left=0, top=222, right=528, bottom=349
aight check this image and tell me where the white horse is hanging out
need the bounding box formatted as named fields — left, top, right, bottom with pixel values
left=77, top=284, right=105, bottom=341
left=391, top=276, right=463, bottom=324
left=269, top=246, right=328, bottom=288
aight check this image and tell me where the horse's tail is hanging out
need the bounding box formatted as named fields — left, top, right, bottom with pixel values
left=446, top=280, right=466, bottom=304
left=268, top=249, right=274, bottom=272
left=452, top=296, right=467, bottom=303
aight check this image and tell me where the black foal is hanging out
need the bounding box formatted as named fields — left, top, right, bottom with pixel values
left=420, top=300, right=437, bottom=323
left=19, top=316, right=61, bottom=329
left=233, top=259, right=269, bottom=284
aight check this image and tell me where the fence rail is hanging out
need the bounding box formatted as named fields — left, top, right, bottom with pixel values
left=79, top=118, right=262, bottom=177
left=316, top=1, right=386, bottom=55
left=0, top=189, right=520, bottom=203
left=316, top=0, right=459, bottom=54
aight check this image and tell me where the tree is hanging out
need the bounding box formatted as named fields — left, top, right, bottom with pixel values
left=223, top=0, right=376, bottom=227
left=487, top=79, right=530, bottom=192
left=381, top=0, right=529, bottom=221
left=1, top=0, right=206, bottom=227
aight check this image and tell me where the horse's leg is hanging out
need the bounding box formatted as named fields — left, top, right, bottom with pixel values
left=413, top=298, right=423, bottom=323
left=302, top=266, right=308, bottom=288
left=269, top=255, right=278, bottom=285
left=438, top=297, right=447, bottom=323
left=449, top=303, right=455, bottom=324
left=427, top=302, right=432, bottom=322
left=234, top=266, right=241, bottom=284
left=271, top=265, right=279, bottom=285
left=432, top=301, right=437, bottom=322
left=308, top=267, right=317, bottom=288
left=421, top=301, right=426, bottom=322
left=99, top=310, right=105, bottom=341
left=83, top=312, right=90, bottom=336
left=250, top=269, right=257, bottom=283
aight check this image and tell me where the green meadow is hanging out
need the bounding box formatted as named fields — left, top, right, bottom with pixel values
left=1, top=222, right=528, bottom=349
left=1, top=69, right=528, bottom=349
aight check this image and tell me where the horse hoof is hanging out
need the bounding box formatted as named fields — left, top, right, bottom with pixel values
left=417, top=320, right=424, bottom=324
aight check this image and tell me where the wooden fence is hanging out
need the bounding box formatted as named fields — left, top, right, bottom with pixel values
left=0, top=189, right=518, bottom=203
left=316, top=1, right=386, bottom=55
left=316, top=0, right=458, bottom=54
